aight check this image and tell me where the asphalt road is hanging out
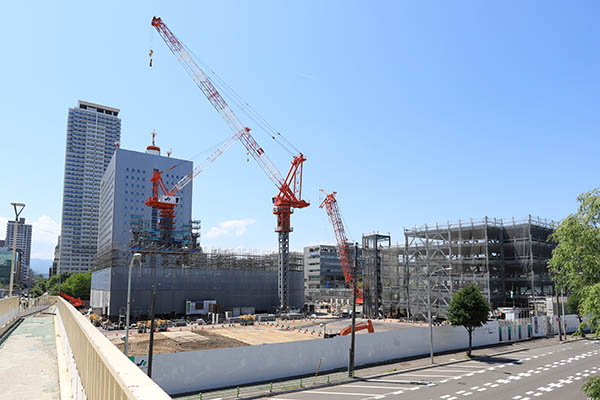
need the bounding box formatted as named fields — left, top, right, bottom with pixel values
left=263, top=339, right=600, bottom=400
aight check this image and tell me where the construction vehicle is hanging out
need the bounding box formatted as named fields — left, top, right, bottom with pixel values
left=319, top=191, right=363, bottom=304
left=137, top=319, right=168, bottom=333
left=240, top=314, right=256, bottom=326
left=339, top=319, right=374, bottom=336
left=59, top=292, right=84, bottom=308
left=151, top=17, right=309, bottom=312
left=89, top=313, right=102, bottom=327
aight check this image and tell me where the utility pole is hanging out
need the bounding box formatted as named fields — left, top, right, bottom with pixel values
left=147, top=283, right=157, bottom=377
left=348, top=243, right=358, bottom=378
left=9, top=203, right=25, bottom=297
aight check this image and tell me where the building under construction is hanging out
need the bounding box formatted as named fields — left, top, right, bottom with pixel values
left=362, top=216, right=557, bottom=321
left=91, top=143, right=304, bottom=319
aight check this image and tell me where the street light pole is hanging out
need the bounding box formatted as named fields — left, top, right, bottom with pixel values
left=9, top=203, right=25, bottom=297
left=427, top=266, right=451, bottom=364
left=427, top=271, right=433, bottom=364
left=148, top=282, right=157, bottom=378
left=125, top=253, right=142, bottom=357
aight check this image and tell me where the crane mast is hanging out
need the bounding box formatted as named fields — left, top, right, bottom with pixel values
left=151, top=17, right=309, bottom=311
left=319, top=191, right=363, bottom=302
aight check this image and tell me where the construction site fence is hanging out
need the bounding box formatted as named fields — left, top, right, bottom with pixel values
left=51, top=296, right=171, bottom=400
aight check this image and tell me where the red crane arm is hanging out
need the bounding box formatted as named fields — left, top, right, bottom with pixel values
left=319, top=191, right=354, bottom=287
left=151, top=17, right=285, bottom=190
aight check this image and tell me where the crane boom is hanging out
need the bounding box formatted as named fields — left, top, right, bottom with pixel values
left=319, top=190, right=363, bottom=302
left=151, top=16, right=309, bottom=311
left=167, top=136, right=237, bottom=196
left=151, top=17, right=284, bottom=189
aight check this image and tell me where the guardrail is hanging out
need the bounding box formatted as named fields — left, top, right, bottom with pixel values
left=0, top=296, right=19, bottom=328
left=53, top=296, right=171, bottom=400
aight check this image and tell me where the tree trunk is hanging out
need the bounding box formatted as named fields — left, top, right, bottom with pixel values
left=468, top=327, right=473, bottom=357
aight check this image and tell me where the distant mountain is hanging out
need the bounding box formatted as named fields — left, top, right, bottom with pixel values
left=30, top=258, right=52, bottom=277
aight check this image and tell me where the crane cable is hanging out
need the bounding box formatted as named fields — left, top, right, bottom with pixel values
left=161, top=135, right=235, bottom=174
left=182, top=42, right=301, bottom=156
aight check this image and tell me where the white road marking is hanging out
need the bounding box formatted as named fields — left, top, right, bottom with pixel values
left=347, top=385, right=411, bottom=390
left=305, top=391, right=380, bottom=396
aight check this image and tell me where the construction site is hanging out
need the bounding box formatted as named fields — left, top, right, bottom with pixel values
left=106, top=317, right=416, bottom=356
left=362, top=216, right=557, bottom=321
left=91, top=18, right=560, bottom=331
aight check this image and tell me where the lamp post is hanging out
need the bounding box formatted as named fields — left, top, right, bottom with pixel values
left=125, top=253, right=142, bottom=357
left=427, top=266, right=451, bottom=364
left=9, top=203, right=25, bottom=297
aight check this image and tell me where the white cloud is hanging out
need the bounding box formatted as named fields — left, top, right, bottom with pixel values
left=31, top=215, right=60, bottom=259
left=204, top=218, right=255, bottom=239
left=0, top=215, right=60, bottom=260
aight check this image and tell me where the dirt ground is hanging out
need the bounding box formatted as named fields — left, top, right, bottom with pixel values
left=106, top=317, right=418, bottom=356
left=111, top=330, right=248, bottom=356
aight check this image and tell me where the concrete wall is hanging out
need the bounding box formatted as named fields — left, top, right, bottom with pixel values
left=135, top=321, right=499, bottom=395
left=91, top=266, right=304, bottom=317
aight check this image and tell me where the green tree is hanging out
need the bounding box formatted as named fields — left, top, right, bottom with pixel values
left=583, top=377, right=600, bottom=400
left=548, top=188, right=600, bottom=336
left=60, top=272, right=91, bottom=300
left=447, top=283, right=491, bottom=357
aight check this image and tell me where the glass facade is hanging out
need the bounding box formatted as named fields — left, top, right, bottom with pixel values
left=58, top=101, right=121, bottom=273
left=0, top=248, right=17, bottom=287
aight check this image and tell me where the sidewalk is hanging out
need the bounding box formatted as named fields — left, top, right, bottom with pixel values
left=177, top=335, right=576, bottom=399
left=0, top=313, right=60, bottom=400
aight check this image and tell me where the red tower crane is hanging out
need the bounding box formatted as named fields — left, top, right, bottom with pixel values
left=151, top=17, right=309, bottom=311
left=145, top=132, right=236, bottom=244
left=319, top=190, right=363, bottom=304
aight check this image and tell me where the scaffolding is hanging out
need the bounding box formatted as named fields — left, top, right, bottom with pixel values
left=363, top=216, right=557, bottom=321
left=95, top=214, right=303, bottom=272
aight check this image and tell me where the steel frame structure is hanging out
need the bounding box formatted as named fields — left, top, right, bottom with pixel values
left=363, top=216, right=557, bottom=321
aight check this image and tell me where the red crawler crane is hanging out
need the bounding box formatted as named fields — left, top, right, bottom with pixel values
left=151, top=17, right=309, bottom=310
left=319, top=190, right=363, bottom=304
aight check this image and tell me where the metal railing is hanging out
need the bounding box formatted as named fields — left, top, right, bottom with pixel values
left=53, top=296, right=171, bottom=400
left=182, top=371, right=354, bottom=400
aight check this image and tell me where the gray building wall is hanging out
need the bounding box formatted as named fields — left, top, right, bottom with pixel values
left=96, top=147, right=193, bottom=268
left=91, top=266, right=304, bottom=318
left=5, top=218, right=32, bottom=268
left=59, top=100, right=121, bottom=273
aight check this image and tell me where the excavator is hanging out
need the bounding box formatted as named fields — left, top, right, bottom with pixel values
left=325, top=319, right=375, bottom=338
left=339, top=319, right=374, bottom=336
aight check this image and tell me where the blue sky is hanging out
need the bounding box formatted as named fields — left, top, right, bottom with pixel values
left=1, top=1, right=599, bottom=260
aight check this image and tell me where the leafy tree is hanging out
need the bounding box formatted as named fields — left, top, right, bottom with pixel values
left=29, top=273, right=72, bottom=298
left=448, top=283, right=490, bottom=357
left=548, top=188, right=600, bottom=336
left=583, top=377, right=600, bottom=400
left=60, top=272, right=91, bottom=300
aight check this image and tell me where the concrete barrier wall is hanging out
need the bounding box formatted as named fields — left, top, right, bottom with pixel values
left=0, top=296, right=19, bottom=328
left=54, top=296, right=171, bottom=400
left=135, top=321, right=499, bottom=395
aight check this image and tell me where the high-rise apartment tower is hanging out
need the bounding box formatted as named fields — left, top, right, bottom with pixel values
left=58, top=100, right=121, bottom=273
